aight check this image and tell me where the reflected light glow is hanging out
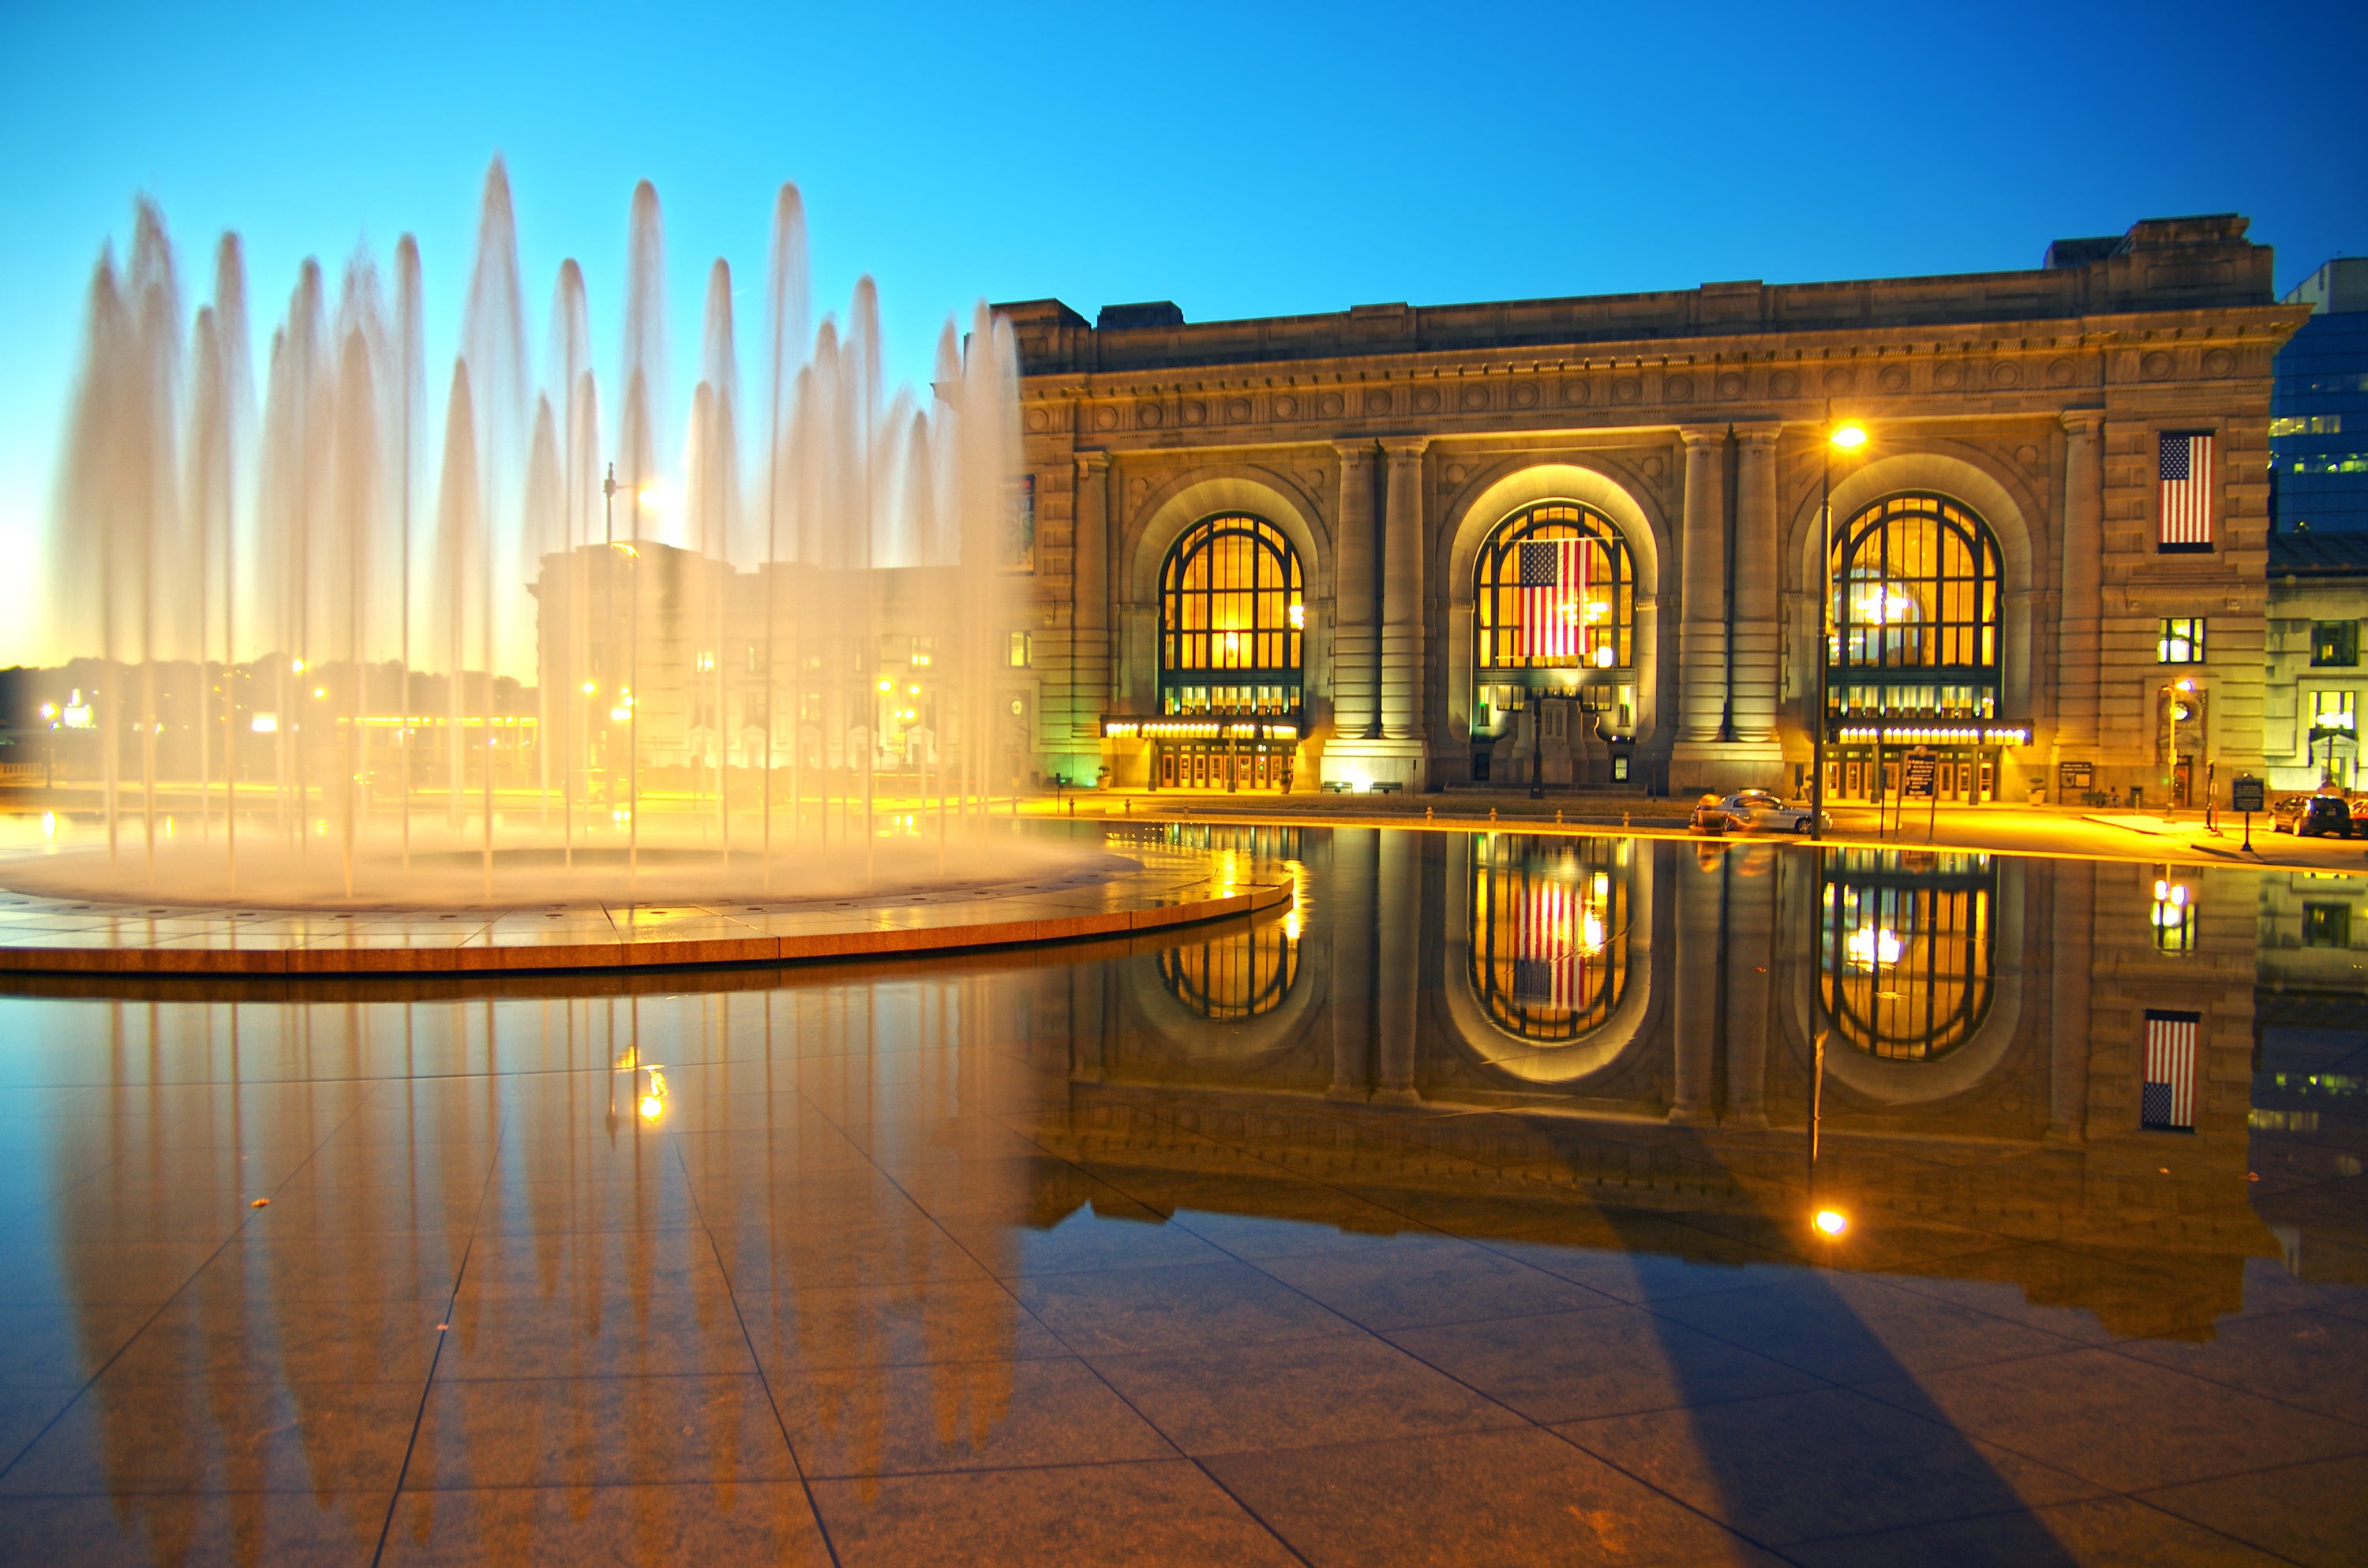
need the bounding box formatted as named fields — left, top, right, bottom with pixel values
left=1814, top=1209, right=1850, bottom=1236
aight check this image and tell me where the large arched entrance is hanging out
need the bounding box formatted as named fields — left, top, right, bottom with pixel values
left=1469, top=502, right=1639, bottom=787
left=1824, top=492, right=2010, bottom=803
left=1149, top=513, right=1306, bottom=791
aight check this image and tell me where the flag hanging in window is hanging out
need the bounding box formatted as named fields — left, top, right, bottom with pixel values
left=1518, top=537, right=1591, bottom=660
left=2141, top=1010, right=2199, bottom=1130
left=2158, top=432, right=2214, bottom=551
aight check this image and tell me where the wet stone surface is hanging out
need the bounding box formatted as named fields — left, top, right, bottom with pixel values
left=0, top=822, right=2361, bottom=1566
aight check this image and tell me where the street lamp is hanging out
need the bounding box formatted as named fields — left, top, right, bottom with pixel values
left=1812, top=414, right=1868, bottom=844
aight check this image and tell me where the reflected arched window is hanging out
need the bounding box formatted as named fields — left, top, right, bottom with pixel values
left=1475, top=503, right=1635, bottom=672
left=1819, top=851, right=1997, bottom=1061
left=1828, top=494, right=2003, bottom=721
left=1467, top=836, right=1631, bottom=1041
left=1157, top=918, right=1300, bottom=1021
left=1160, top=515, right=1303, bottom=717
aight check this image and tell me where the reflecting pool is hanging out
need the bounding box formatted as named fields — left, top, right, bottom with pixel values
left=0, top=825, right=2362, bottom=1565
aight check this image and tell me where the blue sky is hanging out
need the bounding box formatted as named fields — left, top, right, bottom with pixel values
left=2, top=0, right=2362, bottom=664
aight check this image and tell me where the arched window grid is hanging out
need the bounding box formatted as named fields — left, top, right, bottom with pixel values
left=1827, top=495, right=2002, bottom=720
left=1467, top=839, right=1630, bottom=1042
left=1157, top=921, right=1301, bottom=1021
left=1160, top=515, right=1304, bottom=716
left=1474, top=503, right=1636, bottom=678
left=1818, top=852, right=1997, bottom=1062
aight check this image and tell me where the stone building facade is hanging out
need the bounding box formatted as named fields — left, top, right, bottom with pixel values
left=999, top=215, right=2308, bottom=802
left=2263, top=531, right=2366, bottom=791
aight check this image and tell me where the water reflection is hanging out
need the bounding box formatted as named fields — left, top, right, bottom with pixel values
left=1818, top=850, right=1996, bottom=1061
left=0, top=828, right=2361, bottom=1562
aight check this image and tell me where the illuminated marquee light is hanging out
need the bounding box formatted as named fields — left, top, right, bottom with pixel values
left=1104, top=719, right=1300, bottom=741
left=1834, top=725, right=2030, bottom=745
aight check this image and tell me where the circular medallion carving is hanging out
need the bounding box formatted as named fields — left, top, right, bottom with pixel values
left=1413, top=387, right=1440, bottom=414
left=1445, top=464, right=1467, bottom=484
left=2202, top=346, right=2236, bottom=376
left=1137, top=402, right=1163, bottom=428
left=2141, top=350, right=2175, bottom=380
left=1644, top=456, right=1665, bottom=479
left=1822, top=367, right=1854, bottom=395
left=1093, top=404, right=1118, bottom=431
left=2047, top=357, right=2077, bottom=386
left=1024, top=406, right=1047, bottom=432
left=1665, top=373, right=1695, bottom=402
left=1460, top=385, right=1489, bottom=411
left=2016, top=443, right=2040, bottom=468
left=1877, top=364, right=1909, bottom=394
left=1717, top=371, right=1747, bottom=399
left=1318, top=391, right=1344, bottom=417
left=1613, top=376, right=1642, bottom=402
left=1511, top=382, right=1538, bottom=409
left=1770, top=369, right=1801, bottom=398
left=1273, top=394, right=1298, bottom=420
left=1990, top=361, right=2021, bottom=389
left=1224, top=397, right=1251, bottom=423
left=1362, top=389, right=1392, bottom=416
left=1181, top=399, right=1206, bottom=425
left=1934, top=362, right=1964, bottom=390
left=1563, top=380, right=1591, bottom=406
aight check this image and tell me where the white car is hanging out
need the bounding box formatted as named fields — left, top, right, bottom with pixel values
left=1693, top=789, right=1827, bottom=835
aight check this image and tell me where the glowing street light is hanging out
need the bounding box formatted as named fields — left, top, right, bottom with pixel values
left=1813, top=1209, right=1850, bottom=1237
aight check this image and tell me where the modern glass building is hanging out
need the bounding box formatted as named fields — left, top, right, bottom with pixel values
left=2272, top=257, right=2368, bottom=534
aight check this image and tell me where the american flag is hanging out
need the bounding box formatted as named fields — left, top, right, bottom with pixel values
left=2159, top=432, right=2214, bottom=549
left=1518, top=537, right=1591, bottom=661
left=2141, top=1011, right=2199, bottom=1131
left=1510, top=878, right=1589, bottom=1007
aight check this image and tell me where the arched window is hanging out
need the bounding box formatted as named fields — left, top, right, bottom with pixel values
left=1475, top=503, right=1635, bottom=673
left=1818, top=851, right=1997, bottom=1061
left=1160, top=515, right=1304, bottom=717
left=1157, top=919, right=1301, bottom=1020
left=1467, top=836, right=1631, bottom=1042
left=1828, top=495, right=2003, bottom=720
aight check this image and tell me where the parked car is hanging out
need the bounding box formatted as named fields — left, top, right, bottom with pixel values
left=1692, top=789, right=1828, bottom=835
left=2272, top=792, right=2359, bottom=838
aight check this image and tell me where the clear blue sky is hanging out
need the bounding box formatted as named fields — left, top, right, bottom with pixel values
left=2, top=0, right=2362, bottom=663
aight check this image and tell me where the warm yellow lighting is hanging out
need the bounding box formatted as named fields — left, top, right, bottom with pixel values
left=636, top=482, right=667, bottom=511
left=609, top=706, right=632, bottom=722
left=876, top=677, right=894, bottom=693
left=1813, top=1209, right=1849, bottom=1237
left=1593, top=645, right=1616, bottom=668
left=313, top=686, right=327, bottom=698
left=638, top=1094, right=664, bottom=1122
left=251, top=713, right=279, bottom=734
left=1845, top=926, right=1902, bottom=967
left=1287, top=603, right=1305, bottom=630
left=1830, top=425, right=1868, bottom=450
left=2175, top=679, right=2194, bottom=694
left=36, top=703, right=54, bottom=720
left=41, top=810, right=56, bottom=839
left=907, top=683, right=920, bottom=695
left=581, top=680, right=597, bottom=694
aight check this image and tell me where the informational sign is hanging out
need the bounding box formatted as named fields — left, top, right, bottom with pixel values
left=2059, top=762, right=2093, bottom=793
left=2231, top=774, right=2265, bottom=814
left=1902, top=749, right=1939, bottom=799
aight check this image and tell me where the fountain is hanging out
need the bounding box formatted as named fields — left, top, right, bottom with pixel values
left=12, top=160, right=1168, bottom=938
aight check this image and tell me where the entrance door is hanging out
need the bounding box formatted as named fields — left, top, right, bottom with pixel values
left=1160, top=750, right=1175, bottom=788
left=2173, top=756, right=2194, bottom=808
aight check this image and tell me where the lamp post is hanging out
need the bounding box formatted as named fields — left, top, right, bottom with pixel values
left=1812, top=412, right=1868, bottom=843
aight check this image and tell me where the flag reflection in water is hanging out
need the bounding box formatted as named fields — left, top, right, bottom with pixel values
left=1470, top=836, right=1628, bottom=1041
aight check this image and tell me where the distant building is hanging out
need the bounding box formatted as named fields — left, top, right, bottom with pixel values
left=1000, top=215, right=2308, bottom=805
left=2265, top=531, right=2367, bottom=789
left=2272, top=257, right=2368, bottom=534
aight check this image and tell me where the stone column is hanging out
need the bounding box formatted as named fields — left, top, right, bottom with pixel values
left=1669, top=847, right=1722, bottom=1123
left=2047, top=859, right=2094, bottom=1144
left=1730, top=427, right=1781, bottom=743
left=1677, top=427, right=1729, bottom=744
left=1326, top=827, right=1377, bottom=1100
left=1373, top=829, right=1421, bottom=1104
left=1722, top=850, right=1774, bottom=1127
left=1381, top=437, right=1429, bottom=743
left=2056, top=411, right=2105, bottom=765
left=1332, top=442, right=1378, bottom=739
left=1072, top=451, right=1111, bottom=738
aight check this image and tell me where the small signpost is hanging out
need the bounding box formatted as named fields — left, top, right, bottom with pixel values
left=1902, top=747, right=1940, bottom=842
left=2231, top=773, right=2265, bottom=852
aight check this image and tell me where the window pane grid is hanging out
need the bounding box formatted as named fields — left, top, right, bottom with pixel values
left=1161, top=515, right=1304, bottom=713
left=1474, top=503, right=1636, bottom=672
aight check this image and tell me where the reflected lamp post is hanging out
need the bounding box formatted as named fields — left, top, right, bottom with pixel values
left=1812, top=414, right=1868, bottom=843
